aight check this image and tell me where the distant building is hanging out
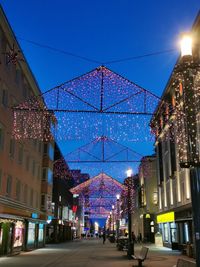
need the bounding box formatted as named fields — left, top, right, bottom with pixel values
left=133, top=155, right=158, bottom=243
left=46, top=143, right=74, bottom=243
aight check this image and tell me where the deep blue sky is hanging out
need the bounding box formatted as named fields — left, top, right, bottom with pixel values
left=1, top=0, right=200, bottom=180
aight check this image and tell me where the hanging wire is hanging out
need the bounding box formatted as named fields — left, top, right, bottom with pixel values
left=17, top=36, right=177, bottom=65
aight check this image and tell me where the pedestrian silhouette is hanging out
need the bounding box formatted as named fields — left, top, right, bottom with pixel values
left=103, top=232, right=106, bottom=244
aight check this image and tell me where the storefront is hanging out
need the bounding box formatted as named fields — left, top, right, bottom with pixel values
left=157, top=211, right=178, bottom=249
left=0, top=214, right=25, bottom=256
left=26, top=220, right=45, bottom=250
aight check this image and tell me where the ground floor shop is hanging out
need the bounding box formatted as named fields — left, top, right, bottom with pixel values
left=0, top=214, right=46, bottom=256
left=46, top=219, right=73, bottom=243
left=157, top=209, right=194, bottom=257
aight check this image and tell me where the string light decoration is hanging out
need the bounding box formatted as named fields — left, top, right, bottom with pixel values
left=12, top=66, right=160, bottom=141
left=70, top=172, right=126, bottom=218
left=13, top=96, right=57, bottom=141
left=151, top=59, right=200, bottom=167
left=122, top=175, right=136, bottom=213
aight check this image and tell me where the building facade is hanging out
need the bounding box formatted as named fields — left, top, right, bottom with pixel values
left=133, top=155, right=158, bottom=243
left=151, top=12, right=200, bottom=252
left=0, top=5, right=52, bottom=255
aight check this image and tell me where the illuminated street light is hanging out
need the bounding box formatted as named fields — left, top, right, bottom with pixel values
left=126, top=168, right=133, bottom=178
left=116, top=194, right=120, bottom=200
left=180, top=34, right=192, bottom=57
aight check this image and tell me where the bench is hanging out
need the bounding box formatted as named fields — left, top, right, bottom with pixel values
left=173, top=258, right=196, bottom=267
left=131, top=246, right=149, bottom=267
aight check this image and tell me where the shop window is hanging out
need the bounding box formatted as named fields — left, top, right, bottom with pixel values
left=150, top=221, right=154, bottom=233
left=27, top=222, right=35, bottom=245
left=184, top=223, right=189, bottom=243
left=38, top=224, right=44, bottom=242
left=6, top=175, right=12, bottom=197
left=13, top=221, right=23, bottom=248
left=163, top=223, right=169, bottom=242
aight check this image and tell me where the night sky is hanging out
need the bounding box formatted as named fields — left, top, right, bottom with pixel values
left=1, top=0, right=200, bottom=181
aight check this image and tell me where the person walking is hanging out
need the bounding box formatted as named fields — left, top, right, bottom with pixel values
left=103, top=231, right=106, bottom=244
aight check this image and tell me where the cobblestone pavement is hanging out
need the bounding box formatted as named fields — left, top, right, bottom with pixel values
left=0, top=239, right=196, bottom=267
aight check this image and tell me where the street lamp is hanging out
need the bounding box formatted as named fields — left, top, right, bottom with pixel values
left=177, top=33, right=200, bottom=265
left=180, top=34, right=193, bottom=57
left=112, top=205, right=115, bottom=235
left=116, top=194, right=120, bottom=239
left=109, top=211, right=112, bottom=234
left=126, top=168, right=134, bottom=258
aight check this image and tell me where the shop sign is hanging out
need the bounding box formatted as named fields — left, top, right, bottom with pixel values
left=157, top=212, right=175, bottom=223
left=31, top=213, right=38, bottom=219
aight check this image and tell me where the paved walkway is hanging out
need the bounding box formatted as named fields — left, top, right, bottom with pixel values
left=0, top=239, right=196, bottom=267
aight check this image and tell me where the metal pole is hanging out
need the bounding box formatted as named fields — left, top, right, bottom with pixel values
left=127, top=177, right=134, bottom=258
left=190, top=167, right=200, bottom=261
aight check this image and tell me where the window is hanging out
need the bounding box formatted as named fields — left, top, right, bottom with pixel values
left=42, top=168, right=47, bottom=181
left=0, top=169, right=2, bottom=192
left=41, top=194, right=46, bottom=210
left=158, top=142, right=164, bottom=183
left=49, top=144, right=54, bottom=161
left=15, top=66, right=21, bottom=84
left=2, top=88, right=8, bottom=107
left=36, top=192, right=39, bottom=208
left=24, top=184, right=28, bottom=203
left=43, top=143, right=54, bottom=161
left=9, top=139, right=15, bottom=158
left=163, top=223, right=169, bottom=242
left=0, top=124, right=4, bottom=151
left=26, top=155, right=30, bottom=171
left=16, top=179, right=21, bottom=201
left=37, top=166, right=41, bottom=180
left=38, top=141, right=42, bottom=153
left=30, top=188, right=33, bottom=206
left=6, top=175, right=12, bottom=197
left=47, top=169, right=53, bottom=184
left=32, top=160, right=35, bottom=176
left=18, top=144, right=23, bottom=164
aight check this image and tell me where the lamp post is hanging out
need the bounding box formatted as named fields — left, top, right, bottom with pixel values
left=109, top=211, right=112, bottom=234
left=116, top=194, right=120, bottom=239
left=177, top=34, right=200, bottom=265
left=112, top=205, right=115, bottom=235
left=126, top=168, right=134, bottom=258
